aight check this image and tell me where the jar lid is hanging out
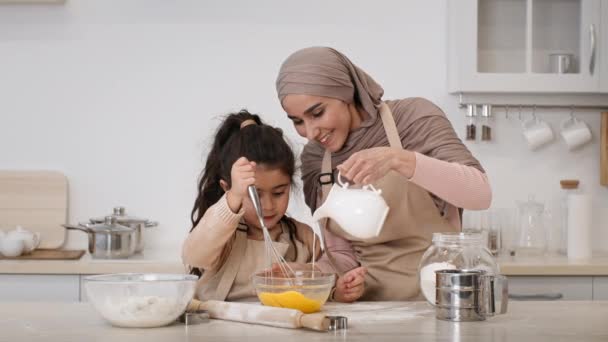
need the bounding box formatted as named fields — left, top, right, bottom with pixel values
left=560, top=179, right=579, bottom=189
left=432, top=232, right=483, bottom=245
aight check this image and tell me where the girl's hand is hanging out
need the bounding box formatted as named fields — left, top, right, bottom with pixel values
left=225, top=157, right=256, bottom=212
left=333, top=267, right=367, bottom=303
left=336, top=147, right=415, bottom=185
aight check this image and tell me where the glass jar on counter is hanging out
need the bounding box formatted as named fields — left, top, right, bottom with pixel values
left=418, top=232, right=499, bottom=305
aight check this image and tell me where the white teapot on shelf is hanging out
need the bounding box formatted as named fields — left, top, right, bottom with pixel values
left=0, top=226, right=40, bottom=257
left=312, top=171, right=390, bottom=240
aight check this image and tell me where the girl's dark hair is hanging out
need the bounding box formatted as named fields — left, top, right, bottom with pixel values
left=189, top=109, right=297, bottom=277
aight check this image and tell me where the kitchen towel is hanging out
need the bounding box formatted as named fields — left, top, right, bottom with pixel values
left=567, top=194, right=592, bottom=260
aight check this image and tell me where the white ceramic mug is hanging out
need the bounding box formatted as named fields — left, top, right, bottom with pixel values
left=560, top=117, right=592, bottom=150
left=522, top=117, right=554, bottom=150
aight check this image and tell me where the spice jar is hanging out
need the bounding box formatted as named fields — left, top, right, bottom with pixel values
left=465, top=104, right=477, bottom=141
left=418, top=232, right=499, bottom=305
left=480, top=104, right=493, bottom=141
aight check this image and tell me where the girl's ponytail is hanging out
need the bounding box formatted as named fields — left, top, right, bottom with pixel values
left=190, top=111, right=262, bottom=230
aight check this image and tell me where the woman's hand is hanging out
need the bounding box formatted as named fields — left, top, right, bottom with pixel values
left=337, top=147, right=416, bottom=185
left=333, top=267, right=367, bottom=303
left=225, top=157, right=256, bottom=213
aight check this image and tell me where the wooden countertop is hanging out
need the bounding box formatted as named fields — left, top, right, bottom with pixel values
left=2, top=301, right=607, bottom=341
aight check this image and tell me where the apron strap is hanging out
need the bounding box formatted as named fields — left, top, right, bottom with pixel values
left=379, top=102, right=403, bottom=149
left=213, top=229, right=248, bottom=301
left=321, top=150, right=333, bottom=203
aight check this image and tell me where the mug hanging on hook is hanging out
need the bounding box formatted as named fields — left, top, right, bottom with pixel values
left=560, top=106, right=592, bottom=151
left=521, top=106, right=554, bottom=150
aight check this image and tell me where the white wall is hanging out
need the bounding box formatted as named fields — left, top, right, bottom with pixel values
left=0, top=0, right=606, bottom=256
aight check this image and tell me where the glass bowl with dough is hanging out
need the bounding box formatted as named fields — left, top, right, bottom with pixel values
left=84, top=273, right=198, bottom=328
left=252, top=270, right=335, bottom=313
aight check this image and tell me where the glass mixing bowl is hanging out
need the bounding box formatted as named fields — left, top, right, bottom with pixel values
left=84, top=273, right=198, bottom=328
left=252, top=270, right=335, bottom=313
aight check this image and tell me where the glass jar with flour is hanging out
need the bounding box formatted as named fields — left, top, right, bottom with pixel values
left=418, top=232, right=499, bottom=305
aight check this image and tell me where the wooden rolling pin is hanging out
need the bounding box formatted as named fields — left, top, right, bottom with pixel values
left=187, top=299, right=331, bottom=331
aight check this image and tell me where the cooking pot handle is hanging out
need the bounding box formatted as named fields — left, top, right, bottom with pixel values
left=145, top=221, right=158, bottom=228
left=62, top=224, right=91, bottom=234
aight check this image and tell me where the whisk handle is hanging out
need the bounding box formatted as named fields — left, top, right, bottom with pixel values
left=247, top=185, right=266, bottom=228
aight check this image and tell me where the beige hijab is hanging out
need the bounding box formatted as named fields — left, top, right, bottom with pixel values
left=276, top=47, right=484, bottom=213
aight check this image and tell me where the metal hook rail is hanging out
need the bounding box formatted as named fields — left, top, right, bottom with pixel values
left=458, top=93, right=608, bottom=111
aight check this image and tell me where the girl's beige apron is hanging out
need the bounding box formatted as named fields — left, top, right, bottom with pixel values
left=196, top=223, right=311, bottom=301
left=320, top=102, right=458, bottom=301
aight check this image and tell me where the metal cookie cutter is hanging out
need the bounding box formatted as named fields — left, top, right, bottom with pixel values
left=179, top=310, right=210, bottom=325
left=327, top=316, right=348, bottom=331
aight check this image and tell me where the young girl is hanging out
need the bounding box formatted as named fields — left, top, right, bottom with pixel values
left=182, top=110, right=366, bottom=303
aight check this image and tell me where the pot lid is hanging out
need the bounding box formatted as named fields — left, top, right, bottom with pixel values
left=82, top=216, right=134, bottom=234
left=90, top=206, right=151, bottom=224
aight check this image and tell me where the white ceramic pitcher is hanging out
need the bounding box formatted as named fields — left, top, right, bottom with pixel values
left=311, top=171, right=389, bottom=239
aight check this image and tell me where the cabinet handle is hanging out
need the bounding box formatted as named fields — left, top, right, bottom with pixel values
left=589, top=24, right=596, bottom=75
left=509, top=293, right=563, bottom=301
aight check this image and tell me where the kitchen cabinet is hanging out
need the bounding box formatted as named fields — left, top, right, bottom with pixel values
left=0, top=274, right=80, bottom=301
left=448, top=0, right=603, bottom=93
left=508, top=276, right=593, bottom=300
left=593, top=277, right=608, bottom=299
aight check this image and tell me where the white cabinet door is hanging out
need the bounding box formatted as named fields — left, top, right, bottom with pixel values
left=592, top=277, right=608, bottom=300
left=0, top=275, right=80, bottom=301
left=448, top=0, right=602, bottom=93
left=508, top=276, right=593, bottom=300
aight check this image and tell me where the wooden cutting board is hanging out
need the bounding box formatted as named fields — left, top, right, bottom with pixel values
left=0, top=249, right=84, bottom=260
left=0, top=171, right=68, bottom=249
left=601, top=112, right=608, bottom=186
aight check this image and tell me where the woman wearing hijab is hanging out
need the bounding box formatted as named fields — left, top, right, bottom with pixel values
left=276, top=47, right=491, bottom=301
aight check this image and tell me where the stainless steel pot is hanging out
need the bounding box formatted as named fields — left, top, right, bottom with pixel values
left=90, top=207, right=157, bottom=253
left=63, top=217, right=137, bottom=259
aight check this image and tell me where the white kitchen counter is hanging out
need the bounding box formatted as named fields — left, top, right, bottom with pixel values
left=2, top=250, right=608, bottom=276
left=2, top=301, right=607, bottom=341
left=0, top=250, right=186, bottom=274
left=499, top=254, right=608, bottom=276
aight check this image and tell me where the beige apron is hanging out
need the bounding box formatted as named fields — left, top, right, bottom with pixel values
left=320, top=102, right=458, bottom=301
left=196, top=222, right=311, bottom=302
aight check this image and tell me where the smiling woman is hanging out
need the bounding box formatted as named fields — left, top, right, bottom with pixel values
left=275, top=47, right=492, bottom=301
left=284, top=95, right=364, bottom=152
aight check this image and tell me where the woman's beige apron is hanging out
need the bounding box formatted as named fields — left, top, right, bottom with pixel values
left=320, top=102, right=458, bottom=301
left=196, top=223, right=311, bottom=302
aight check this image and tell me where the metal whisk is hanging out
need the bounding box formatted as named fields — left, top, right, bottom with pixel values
left=247, top=185, right=295, bottom=280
